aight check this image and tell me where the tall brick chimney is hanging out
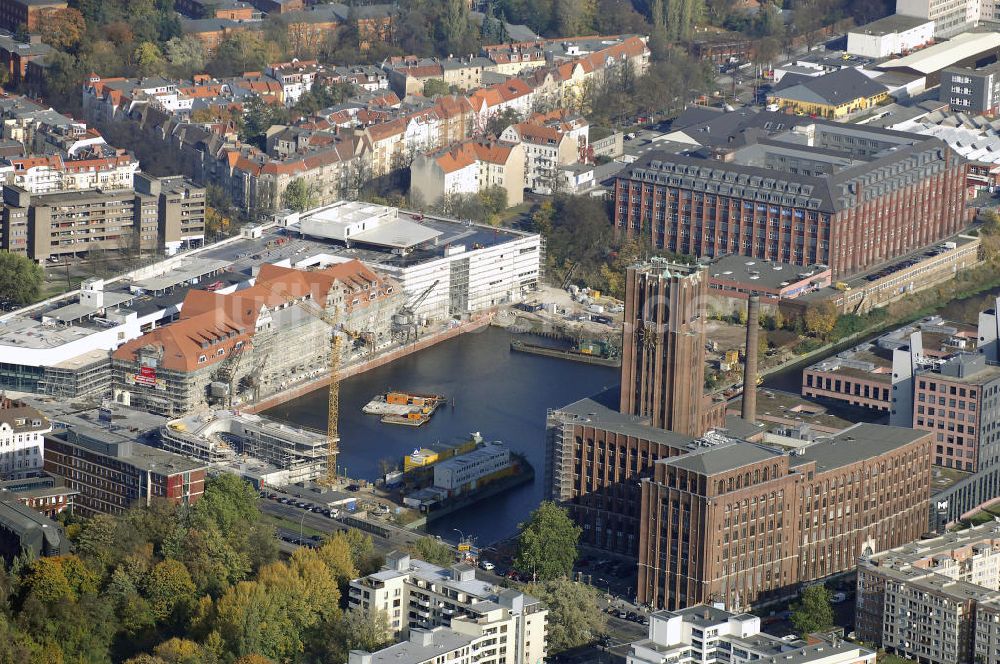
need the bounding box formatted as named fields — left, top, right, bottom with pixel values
left=741, top=294, right=760, bottom=422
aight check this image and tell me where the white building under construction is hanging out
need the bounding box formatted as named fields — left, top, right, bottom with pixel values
left=161, top=409, right=328, bottom=484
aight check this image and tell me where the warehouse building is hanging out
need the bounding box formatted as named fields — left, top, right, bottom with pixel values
left=613, top=117, right=969, bottom=279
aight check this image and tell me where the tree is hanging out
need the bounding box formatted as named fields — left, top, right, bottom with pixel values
left=804, top=301, right=838, bottom=339
left=165, top=36, right=206, bottom=78
left=422, top=78, right=451, bottom=97
left=407, top=537, right=454, bottom=567
left=525, top=578, right=605, bottom=652
left=0, top=252, right=42, bottom=306
left=134, top=41, right=166, bottom=77
left=791, top=584, right=834, bottom=635
left=282, top=178, right=316, bottom=212
left=39, top=8, right=86, bottom=51
left=485, top=108, right=522, bottom=136
left=515, top=501, right=580, bottom=581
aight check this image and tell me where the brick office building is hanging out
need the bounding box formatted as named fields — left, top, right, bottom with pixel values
left=613, top=119, right=968, bottom=278
left=637, top=424, right=932, bottom=610
left=547, top=260, right=934, bottom=607
left=44, top=426, right=206, bottom=517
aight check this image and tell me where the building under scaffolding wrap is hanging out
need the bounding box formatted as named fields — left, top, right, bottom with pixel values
left=111, top=259, right=402, bottom=417
left=161, top=410, right=328, bottom=484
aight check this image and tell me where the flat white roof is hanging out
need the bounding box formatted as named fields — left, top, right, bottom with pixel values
left=881, top=32, right=1000, bottom=74
left=349, top=218, right=443, bottom=249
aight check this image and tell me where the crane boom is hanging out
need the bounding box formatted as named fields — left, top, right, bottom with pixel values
left=251, top=281, right=342, bottom=486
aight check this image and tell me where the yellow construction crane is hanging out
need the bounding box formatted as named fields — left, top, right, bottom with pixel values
left=251, top=281, right=342, bottom=486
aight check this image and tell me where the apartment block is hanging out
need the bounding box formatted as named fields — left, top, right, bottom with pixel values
left=43, top=426, right=206, bottom=517
left=349, top=551, right=547, bottom=664
left=857, top=520, right=1000, bottom=664
left=0, top=176, right=206, bottom=261
left=627, top=604, right=876, bottom=664
left=410, top=139, right=526, bottom=207
left=613, top=118, right=968, bottom=279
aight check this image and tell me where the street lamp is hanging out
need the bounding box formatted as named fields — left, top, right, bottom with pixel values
left=299, top=511, right=307, bottom=544
left=453, top=528, right=465, bottom=545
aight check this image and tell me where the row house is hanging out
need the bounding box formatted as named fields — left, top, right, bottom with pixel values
left=0, top=150, right=139, bottom=194
left=499, top=109, right=588, bottom=192
left=410, top=138, right=525, bottom=207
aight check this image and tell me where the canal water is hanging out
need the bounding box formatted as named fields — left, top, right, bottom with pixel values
left=265, top=326, right=619, bottom=544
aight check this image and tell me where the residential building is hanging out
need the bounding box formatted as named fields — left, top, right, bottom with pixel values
left=1, top=151, right=139, bottom=194
left=499, top=110, right=588, bottom=193
left=768, top=68, right=888, bottom=119
left=627, top=605, right=876, bottom=664
left=688, top=35, right=753, bottom=67
left=349, top=550, right=547, bottom=664
left=896, top=0, right=981, bottom=37
left=0, top=496, right=68, bottom=563
left=856, top=520, right=1000, bottom=664
left=433, top=441, right=510, bottom=492
left=846, top=15, right=935, bottom=58
left=637, top=423, right=932, bottom=610
left=0, top=177, right=206, bottom=261
left=43, top=426, right=206, bottom=517
left=0, top=395, right=50, bottom=479
left=410, top=139, right=526, bottom=207
left=135, top=173, right=207, bottom=253
left=619, top=260, right=727, bottom=437
left=0, top=0, right=65, bottom=32
left=613, top=117, right=969, bottom=279
left=942, top=62, right=1000, bottom=114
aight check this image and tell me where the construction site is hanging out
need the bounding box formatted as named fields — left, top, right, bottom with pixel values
left=161, top=410, right=329, bottom=484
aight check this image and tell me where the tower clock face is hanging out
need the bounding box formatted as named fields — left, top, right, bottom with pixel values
left=640, top=321, right=658, bottom=350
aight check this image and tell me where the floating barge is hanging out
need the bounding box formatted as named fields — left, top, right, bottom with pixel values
left=363, top=391, right=446, bottom=426
left=510, top=339, right=621, bottom=367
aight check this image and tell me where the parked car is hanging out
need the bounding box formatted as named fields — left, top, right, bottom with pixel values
left=346, top=484, right=361, bottom=492
left=480, top=560, right=496, bottom=571
left=831, top=592, right=847, bottom=604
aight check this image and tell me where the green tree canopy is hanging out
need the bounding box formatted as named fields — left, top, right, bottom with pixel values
left=283, top=178, right=316, bottom=212
left=515, top=501, right=580, bottom=581
left=791, top=584, right=834, bottom=635
left=0, top=251, right=43, bottom=306
left=422, top=78, right=451, bottom=97
left=525, top=578, right=605, bottom=652
left=407, top=537, right=455, bottom=567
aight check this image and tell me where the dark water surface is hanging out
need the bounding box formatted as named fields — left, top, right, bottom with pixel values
left=265, top=326, right=618, bottom=544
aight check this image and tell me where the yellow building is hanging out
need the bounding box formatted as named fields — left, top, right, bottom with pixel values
left=768, top=68, right=888, bottom=119
left=404, top=448, right=439, bottom=471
